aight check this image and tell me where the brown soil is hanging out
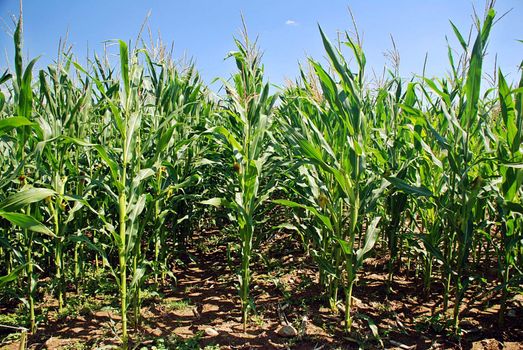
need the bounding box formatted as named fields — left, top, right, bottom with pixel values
left=1, top=229, right=522, bottom=349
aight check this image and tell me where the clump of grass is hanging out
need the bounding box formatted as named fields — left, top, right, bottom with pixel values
left=61, top=342, right=88, bottom=350
left=164, top=299, right=192, bottom=311
left=0, top=311, right=27, bottom=328
left=56, top=296, right=103, bottom=320
left=139, top=332, right=219, bottom=350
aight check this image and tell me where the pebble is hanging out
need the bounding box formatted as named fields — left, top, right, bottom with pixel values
left=277, top=324, right=298, bottom=337
left=205, top=327, right=219, bottom=336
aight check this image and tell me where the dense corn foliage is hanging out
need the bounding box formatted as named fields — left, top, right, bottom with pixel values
left=0, top=3, right=521, bottom=348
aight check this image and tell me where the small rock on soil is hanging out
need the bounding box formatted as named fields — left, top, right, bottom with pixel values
left=277, top=324, right=298, bottom=337
left=204, top=327, right=219, bottom=336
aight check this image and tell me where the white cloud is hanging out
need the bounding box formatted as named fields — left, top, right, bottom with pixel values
left=285, top=20, right=298, bottom=26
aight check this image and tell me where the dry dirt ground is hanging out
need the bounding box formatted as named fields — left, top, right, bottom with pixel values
left=1, top=229, right=522, bottom=349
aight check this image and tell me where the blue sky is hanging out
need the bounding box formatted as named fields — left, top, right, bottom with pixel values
left=0, top=1, right=521, bottom=87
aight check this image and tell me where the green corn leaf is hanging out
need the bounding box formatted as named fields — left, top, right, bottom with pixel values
left=131, top=168, right=155, bottom=190
left=94, top=145, right=121, bottom=186
left=127, top=194, right=146, bottom=223
left=449, top=21, right=468, bottom=51
left=201, top=197, right=225, bottom=207
left=60, top=136, right=94, bottom=147
left=386, top=176, right=432, bottom=197
left=130, top=266, right=146, bottom=289
left=0, top=211, right=54, bottom=236
left=0, top=264, right=27, bottom=287
left=336, top=238, right=352, bottom=256
left=463, top=24, right=486, bottom=129
left=0, top=116, right=34, bottom=132
left=0, top=188, right=56, bottom=211
left=318, top=25, right=353, bottom=95
left=119, top=40, right=130, bottom=99
left=0, top=69, right=11, bottom=85
left=211, top=126, right=244, bottom=155
left=418, top=234, right=446, bottom=264
left=273, top=199, right=333, bottom=231
left=356, top=216, right=381, bottom=267
left=124, top=112, right=141, bottom=163
left=480, top=9, right=495, bottom=47
left=313, top=253, right=337, bottom=278
left=358, top=313, right=383, bottom=348
left=515, top=61, right=523, bottom=147
left=19, top=57, right=39, bottom=119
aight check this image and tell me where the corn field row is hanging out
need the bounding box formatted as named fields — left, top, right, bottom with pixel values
left=0, top=3, right=521, bottom=349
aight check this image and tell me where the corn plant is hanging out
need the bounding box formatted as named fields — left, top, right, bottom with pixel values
left=369, top=78, right=426, bottom=290
left=71, top=40, right=156, bottom=347
left=1, top=14, right=51, bottom=333
left=405, top=7, right=496, bottom=331
left=32, top=56, right=94, bottom=312
left=204, top=26, right=277, bottom=328
left=494, top=66, right=522, bottom=326
left=0, top=115, right=57, bottom=332
left=276, top=27, right=387, bottom=332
